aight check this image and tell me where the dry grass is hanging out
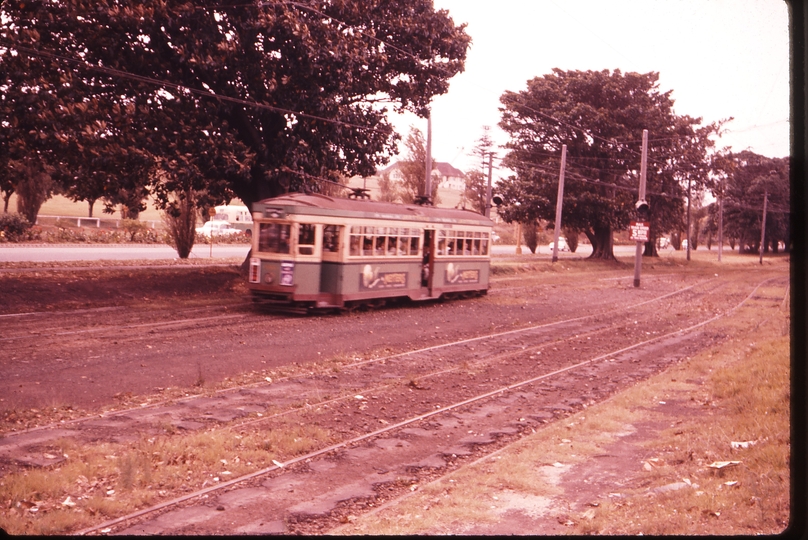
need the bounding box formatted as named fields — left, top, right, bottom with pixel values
left=335, top=279, right=790, bottom=536
left=0, top=421, right=332, bottom=534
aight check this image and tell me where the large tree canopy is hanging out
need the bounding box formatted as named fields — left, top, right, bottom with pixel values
left=713, top=150, right=790, bottom=253
left=1, top=0, right=470, bottom=220
left=496, top=68, right=720, bottom=259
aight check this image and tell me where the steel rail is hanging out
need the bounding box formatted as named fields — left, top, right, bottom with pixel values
left=75, top=276, right=783, bottom=536
left=3, top=279, right=715, bottom=438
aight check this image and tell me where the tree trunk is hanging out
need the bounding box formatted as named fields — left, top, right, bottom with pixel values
left=564, top=229, right=579, bottom=253
left=643, top=237, right=658, bottom=257
left=587, top=225, right=615, bottom=260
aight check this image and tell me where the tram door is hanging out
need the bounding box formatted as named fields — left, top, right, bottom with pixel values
left=421, top=229, right=435, bottom=292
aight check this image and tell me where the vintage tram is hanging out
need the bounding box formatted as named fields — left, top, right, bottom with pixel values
left=248, top=193, right=494, bottom=311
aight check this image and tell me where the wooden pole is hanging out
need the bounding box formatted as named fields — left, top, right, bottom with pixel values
left=425, top=112, right=432, bottom=202
left=686, top=178, right=692, bottom=261
left=551, top=145, right=567, bottom=263
left=515, top=222, right=522, bottom=255
left=759, top=188, right=768, bottom=265
left=485, top=152, right=494, bottom=218
left=718, top=180, right=724, bottom=262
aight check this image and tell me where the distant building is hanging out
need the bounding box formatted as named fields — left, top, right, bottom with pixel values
left=347, top=161, right=466, bottom=208
left=377, top=161, right=466, bottom=192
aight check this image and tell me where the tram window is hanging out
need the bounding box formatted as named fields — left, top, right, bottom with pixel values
left=464, top=236, right=473, bottom=256
left=258, top=223, right=291, bottom=254
left=398, top=236, right=409, bottom=255
left=482, top=232, right=489, bottom=255
left=362, top=235, right=374, bottom=256
left=388, top=232, right=399, bottom=255
left=298, top=223, right=316, bottom=255
left=437, top=231, right=447, bottom=255
left=410, top=235, right=420, bottom=255
left=473, top=232, right=481, bottom=255
left=455, top=231, right=464, bottom=255
left=350, top=234, right=360, bottom=256
left=323, top=225, right=341, bottom=253
left=374, top=234, right=386, bottom=255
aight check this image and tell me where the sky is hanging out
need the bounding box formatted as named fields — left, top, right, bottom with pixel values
left=388, top=0, right=790, bottom=177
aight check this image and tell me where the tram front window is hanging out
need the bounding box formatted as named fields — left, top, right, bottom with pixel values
left=298, top=223, right=316, bottom=255
left=258, top=223, right=291, bottom=254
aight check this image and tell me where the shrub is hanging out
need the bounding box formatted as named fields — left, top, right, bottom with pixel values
left=121, top=219, right=150, bottom=242
left=0, top=213, right=32, bottom=242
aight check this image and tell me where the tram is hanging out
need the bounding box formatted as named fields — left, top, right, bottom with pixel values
left=248, top=193, right=494, bottom=311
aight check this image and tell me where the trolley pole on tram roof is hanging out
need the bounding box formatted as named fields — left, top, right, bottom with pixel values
left=551, top=145, right=567, bottom=263
left=633, top=130, right=649, bottom=288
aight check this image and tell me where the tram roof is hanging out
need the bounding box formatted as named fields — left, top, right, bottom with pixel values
left=253, top=193, right=494, bottom=226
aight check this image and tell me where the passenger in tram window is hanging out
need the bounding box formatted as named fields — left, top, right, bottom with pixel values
left=350, top=234, right=360, bottom=256
left=437, top=232, right=447, bottom=255
left=375, top=235, right=386, bottom=255
left=410, top=235, right=420, bottom=255
left=388, top=235, right=398, bottom=256
left=362, top=235, right=373, bottom=256
left=323, top=225, right=340, bottom=253
left=398, top=236, right=408, bottom=255
left=464, top=237, right=473, bottom=255
left=473, top=238, right=481, bottom=255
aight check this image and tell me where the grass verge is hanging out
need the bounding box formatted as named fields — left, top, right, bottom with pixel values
left=333, top=282, right=790, bottom=535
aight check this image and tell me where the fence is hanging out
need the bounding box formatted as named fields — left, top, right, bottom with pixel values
left=35, top=215, right=162, bottom=229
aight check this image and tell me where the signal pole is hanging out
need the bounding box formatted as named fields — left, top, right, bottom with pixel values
left=633, top=130, right=648, bottom=287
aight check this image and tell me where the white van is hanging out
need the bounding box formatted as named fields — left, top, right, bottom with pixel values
left=213, top=205, right=253, bottom=236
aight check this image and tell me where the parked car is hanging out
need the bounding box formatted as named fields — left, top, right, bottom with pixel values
left=548, top=238, right=569, bottom=252
left=196, top=220, right=242, bottom=237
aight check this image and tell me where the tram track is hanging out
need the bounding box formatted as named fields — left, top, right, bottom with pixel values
left=68, top=275, right=785, bottom=535
left=1, top=277, right=719, bottom=438
left=0, top=272, right=787, bottom=534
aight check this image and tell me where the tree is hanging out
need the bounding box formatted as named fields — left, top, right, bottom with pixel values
left=522, top=220, right=540, bottom=254
left=462, top=127, right=494, bottom=214
left=1, top=0, right=470, bottom=223
left=377, top=172, right=401, bottom=203
left=397, top=127, right=440, bottom=204
left=720, top=151, right=789, bottom=253
left=496, top=69, right=720, bottom=260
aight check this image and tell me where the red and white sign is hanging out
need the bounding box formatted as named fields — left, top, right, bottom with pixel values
left=629, top=221, right=650, bottom=242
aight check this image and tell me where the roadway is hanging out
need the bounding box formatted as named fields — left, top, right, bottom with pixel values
left=0, top=243, right=641, bottom=263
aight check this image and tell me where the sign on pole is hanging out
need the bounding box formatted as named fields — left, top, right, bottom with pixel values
left=629, top=221, right=650, bottom=242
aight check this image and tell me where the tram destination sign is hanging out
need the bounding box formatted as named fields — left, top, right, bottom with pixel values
left=629, top=221, right=650, bottom=242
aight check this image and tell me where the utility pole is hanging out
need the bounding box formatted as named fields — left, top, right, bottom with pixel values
left=515, top=222, right=522, bottom=254
left=551, top=145, right=567, bottom=263
left=424, top=112, right=432, bottom=202
left=759, top=188, right=768, bottom=265
left=633, top=130, right=648, bottom=287
left=718, top=178, right=724, bottom=262
left=485, top=152, right=494, bottom=218
left=686, top=177, right=692, bottom=261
